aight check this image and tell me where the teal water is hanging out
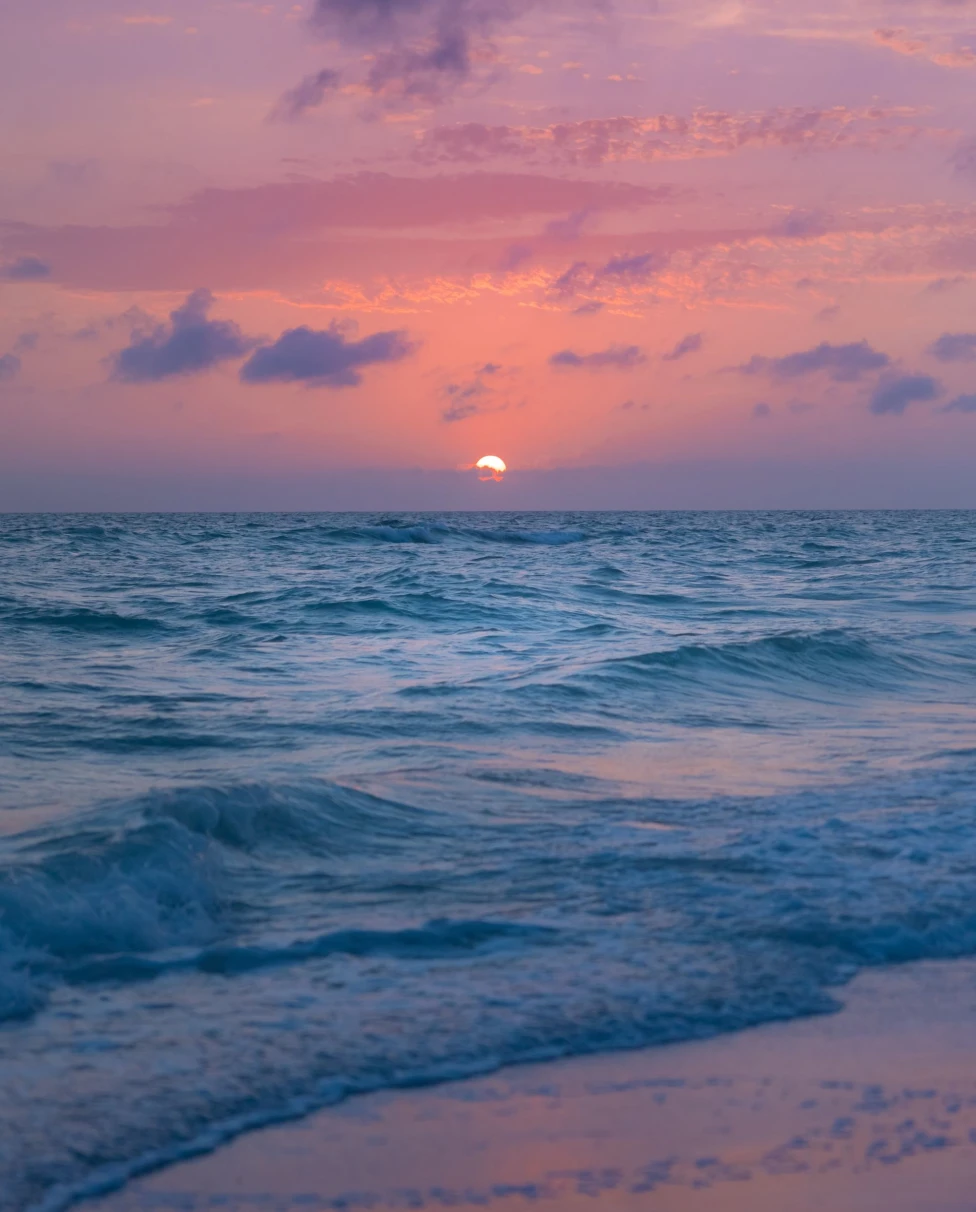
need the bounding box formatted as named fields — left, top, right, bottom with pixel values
left=3, top=511, right=976, bottom=1210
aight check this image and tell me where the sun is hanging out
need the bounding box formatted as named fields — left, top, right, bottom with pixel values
left=475, top=455, right=507, bottom=482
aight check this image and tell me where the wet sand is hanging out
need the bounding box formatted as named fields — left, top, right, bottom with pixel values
left=83, top=959, right=976, bottom=1212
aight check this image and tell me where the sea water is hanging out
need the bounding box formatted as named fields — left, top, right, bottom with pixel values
left=3, top=511, right=976, bottom=1210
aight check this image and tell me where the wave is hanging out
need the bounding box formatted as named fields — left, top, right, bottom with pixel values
left=504, top=628, right=929, bottom=714
left=66, top=919, right=559, bottom=984
left=17, top=965, right=833, bottom=1212
left=292, top=521, right=589, bottom=546
left=0, top=781, right=440, bottom=1023
left=585, top=629, right=928, bottom=696
left=304, top=595, right=404, bottom=617
left=10, top=764, right=976, bottom=1211
left=304, top=592, right=475, bottom=620
left=360, top=524, right=447, bottom=543
left=0, top=603, right=168, bottom=633
left=471, top=528, right=586, bottom=546
left=295, top=522, right=450, bottom=545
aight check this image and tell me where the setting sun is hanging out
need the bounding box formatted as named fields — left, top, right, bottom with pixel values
left=475, top=455, right=507, bottom=482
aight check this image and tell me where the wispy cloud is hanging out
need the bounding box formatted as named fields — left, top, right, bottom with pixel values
left=269, top=69, right=341, bottom=122
left=413, top=106, right=937, bottom=167
left=441, top=361, right=513, bottom=422
left=738, top=341, right=890, bottom=382
left=663, top=333, right=704, bottom=362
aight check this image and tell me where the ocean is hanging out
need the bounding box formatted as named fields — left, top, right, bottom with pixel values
left=3, top=510, right=976, bottom=1211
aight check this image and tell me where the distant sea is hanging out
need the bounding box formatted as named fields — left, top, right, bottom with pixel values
left=3, top=511, right=976, bottom=1211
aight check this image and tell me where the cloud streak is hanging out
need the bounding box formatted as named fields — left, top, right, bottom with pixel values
left=167, top=173, right=668, bottom=234
left=413, top=106, right=936, bottom=167
left=269, top=69, right=340, bottom=121
left=552, top=251, right=671, bottom=298
left=663, top=333, right=703, bottom=362
left=441, top=361, right=511, bottom=422
left=550, top=345, right=646, bottom=371
left=739, top=341, right=890, bottom=382
left=944, top=393, right=976, bottom=413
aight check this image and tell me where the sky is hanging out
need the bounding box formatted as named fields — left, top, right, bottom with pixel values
left=2, top=0, right=976, bottom=509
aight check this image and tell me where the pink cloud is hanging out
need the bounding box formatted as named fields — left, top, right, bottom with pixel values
left=874, top=26, right=976, bottom=68
left=166, top=172, right=678, bottom=233
left=0, top=173, right=688, bottom=291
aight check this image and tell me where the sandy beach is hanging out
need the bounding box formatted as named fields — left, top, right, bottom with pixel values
left=81, top=958, right=976, bottom=1212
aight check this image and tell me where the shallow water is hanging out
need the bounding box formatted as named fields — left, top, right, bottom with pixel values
left=2, top=511, right=976, bottom=1210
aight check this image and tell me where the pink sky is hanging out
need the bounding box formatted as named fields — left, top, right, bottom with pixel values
left=2, top=0, right=976, bottom=507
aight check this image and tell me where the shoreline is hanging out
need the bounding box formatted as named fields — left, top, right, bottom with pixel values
left=80, top=957, right=976, bottom=1212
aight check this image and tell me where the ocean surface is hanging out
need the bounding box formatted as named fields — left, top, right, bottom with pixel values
left=3, top=510, right=976, bottom=1210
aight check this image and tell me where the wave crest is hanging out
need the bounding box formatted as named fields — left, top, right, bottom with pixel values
left=0, top=780, right=438, bottom=1021
left=593, top=629, right=913, bottom=694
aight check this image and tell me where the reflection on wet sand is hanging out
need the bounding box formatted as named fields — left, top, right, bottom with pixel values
left=89, top=960, right=976, bottom=1212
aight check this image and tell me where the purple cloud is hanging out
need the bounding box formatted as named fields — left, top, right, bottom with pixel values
left=312, top=0, right=486, bottom=40
left=944, top=393, right=976, bottom=413
left=441, top=360, right=511, bottom=421
left=499, top=243, right=533, bottom=271
left=544, top=209, right=592, bottom=242
left=550, top=261, right=589, bottom=297
left=241, top=322, right=415, bottom=388
left=551, top=250, right=668, bottom=298
left=309, top=0, right=532, bottom=106
left=598, top=252, right=667, bottom=281
left=927, top=332, right=976, bottom=362
left=925, top=276, right=968, bottom=294
left=550, top=345, right=646, bottom=371
left=739, top=341, right=890, bottom=382
left=0, top=353, right=21, bottom=381
left=951, top=138, right=976, bottom=177
left=1, top=256, right=51, bottom=282
left=112, top=290, right=256, bottom=382
left=869, top=373, right=942, bottom=416
left=412, top=108, right=924, bottom=168
left=778, top=208, right=831, bottom=238
left=442, top=382, right=490, bottom=422
left=269, top=69, right=341, bottom=121
left=14, top=332, right=39, bottom=353
left=663, top=332, right=703, bottom=362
